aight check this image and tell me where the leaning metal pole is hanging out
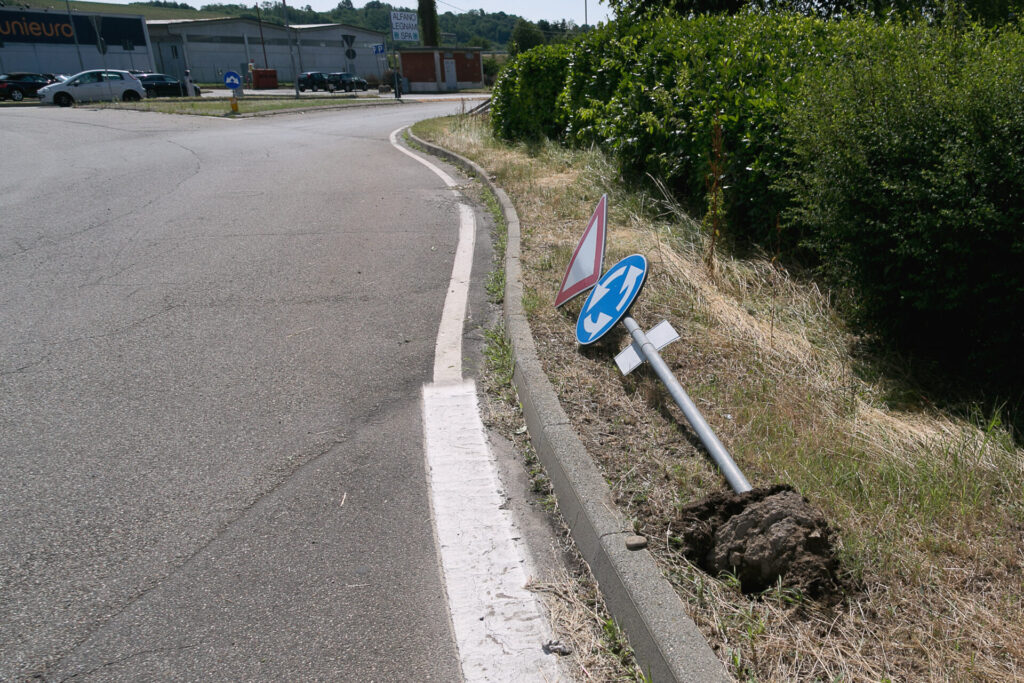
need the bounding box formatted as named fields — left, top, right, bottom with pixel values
left=622, top=316, right=753, bottom=494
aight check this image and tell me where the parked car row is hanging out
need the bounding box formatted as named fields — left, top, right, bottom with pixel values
left=38, top=70, right=147, bottom=106
left=2, top=69, right=202, bottom=106
left=135, top=72, right=201, bottom=98
left=297, top=71, right=368, bottom=93
left=5, top=67, right=372, bottom=105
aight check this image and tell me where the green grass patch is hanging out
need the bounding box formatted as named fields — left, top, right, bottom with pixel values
left=94, top=96, right=392, bottom=116
left=483, top=324, right=514, bottom=389
left=410, top=116, right=452, bottom=140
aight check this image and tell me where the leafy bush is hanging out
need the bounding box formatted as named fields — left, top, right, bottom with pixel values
left=491, top=44, right=571, bottom=141
left=781, top=22, right=1024, bottom=373
left=493, top=12, right=1024, bottom=379
left=556, top=14, right=839, bottom=249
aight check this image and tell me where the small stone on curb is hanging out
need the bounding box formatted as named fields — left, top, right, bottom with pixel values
left=625, top=535, right=648, bottom=550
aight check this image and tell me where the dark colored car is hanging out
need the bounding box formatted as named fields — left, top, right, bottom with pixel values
left=135, top=73, right=201, bottom=97
left=297, top=71, right=330, bottom=92
left=0, top=72, right=59, bottom=101
left=327, top=72, right=368, bottom=92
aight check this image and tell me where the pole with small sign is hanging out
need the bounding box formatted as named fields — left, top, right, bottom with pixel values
left=224, top=70, right=242, bottom=113
left=390, top=10, right=418, bottom=99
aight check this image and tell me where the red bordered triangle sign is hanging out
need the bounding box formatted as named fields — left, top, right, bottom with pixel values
left=554, top=194, right=608, bottom=308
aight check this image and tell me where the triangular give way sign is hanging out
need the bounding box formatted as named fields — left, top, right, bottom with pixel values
left=554, top=194, right=608, bottom=307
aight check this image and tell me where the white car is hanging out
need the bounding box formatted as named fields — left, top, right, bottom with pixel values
left=37, top=69, right=146, bottom=107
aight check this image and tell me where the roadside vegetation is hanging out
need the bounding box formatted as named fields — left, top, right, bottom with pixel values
left=413, top=97, right=1023, bottom=681
left=476, top=7, right=1024, bottom=679
left=492, top=10, right=1024, bottom=409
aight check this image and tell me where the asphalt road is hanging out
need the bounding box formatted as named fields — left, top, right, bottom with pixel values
left=0, top=101, right=489, bottom=680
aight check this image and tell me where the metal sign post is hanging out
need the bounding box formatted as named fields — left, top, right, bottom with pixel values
left=566, top=216, right=754, bottom=495
left=620, top=316, right=752, bottom=494
left=389, top=11, right=417, bottom=99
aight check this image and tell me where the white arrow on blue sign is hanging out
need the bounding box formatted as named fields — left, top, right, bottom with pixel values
left=223, top=71, right=242, bottom=89
left=575, top=254, right=648, bottom=345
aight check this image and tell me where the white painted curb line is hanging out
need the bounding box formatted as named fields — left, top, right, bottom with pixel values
left=391, top=128, right=563, bottom=682
left=406, top=129, right=731, bottom=683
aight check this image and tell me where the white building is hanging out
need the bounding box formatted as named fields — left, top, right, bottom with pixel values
left=146, top=18, right=386, bottom=85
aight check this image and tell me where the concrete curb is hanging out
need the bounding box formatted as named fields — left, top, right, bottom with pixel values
left=407, top=129, right=731, bottom=683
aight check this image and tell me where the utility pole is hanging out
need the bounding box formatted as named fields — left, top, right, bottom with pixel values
left=255, top=3, right=269, bottom=68
left=64, top=0, right=84, bottom=71
left=281, top=0, right=300, bottom=98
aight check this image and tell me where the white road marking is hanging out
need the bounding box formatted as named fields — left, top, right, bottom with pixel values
left=432, top=202, right=476, bottom=384
left=389, top=127, right=459, bottom=188
left=423, top=383, right=562, bottom=682
left=391, top=127, right=562, bottom=681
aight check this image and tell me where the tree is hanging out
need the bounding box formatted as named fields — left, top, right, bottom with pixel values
left=606, top=0, right=746, bottom=15
left=508, top=19, right=544, bottom=55
left=419, top=0, right=441, bottom=46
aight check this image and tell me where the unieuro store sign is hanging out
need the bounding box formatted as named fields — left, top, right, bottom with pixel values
left=0, top=9, right=147, bottom=46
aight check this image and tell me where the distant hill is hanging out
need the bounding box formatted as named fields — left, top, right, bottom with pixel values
left=21, top=0, right=532, bottom=49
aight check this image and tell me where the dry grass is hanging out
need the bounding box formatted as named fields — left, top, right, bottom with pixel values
left=416, top=114, right=1024, bottom=682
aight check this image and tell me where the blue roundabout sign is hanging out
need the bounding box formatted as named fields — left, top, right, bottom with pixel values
left=575, top=254, right=648, bottom=345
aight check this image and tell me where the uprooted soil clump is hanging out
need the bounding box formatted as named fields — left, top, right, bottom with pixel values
left=674, top=485, right=841, bottom=598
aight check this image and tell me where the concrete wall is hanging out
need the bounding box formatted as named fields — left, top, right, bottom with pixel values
left=398, top=48, right=483, bottom=93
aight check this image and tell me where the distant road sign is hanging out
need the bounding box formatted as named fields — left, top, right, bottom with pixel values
left=391, top=11, right=419, bottom=42
left=575, top=254, right=647, bottom=345
left=554, top=194, right=607, bottom=308
left=223, top=71, right=242, bottom=89
left=373, top=43, right=386, bottom=55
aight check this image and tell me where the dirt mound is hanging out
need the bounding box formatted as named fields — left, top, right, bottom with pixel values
left=675, top=485, right=840, bottom=598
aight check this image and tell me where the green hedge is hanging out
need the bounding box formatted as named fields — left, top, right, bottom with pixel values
left=565, top=14, right=838, bottom=248
left=490, top=43, right=571, bottom=141
left=491, top=13, right=1024, bottom=378
left=781, top=23, right=1024, bottom=367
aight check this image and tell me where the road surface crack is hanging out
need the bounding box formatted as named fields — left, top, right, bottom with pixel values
left=58, top=643, right=200, bottom=681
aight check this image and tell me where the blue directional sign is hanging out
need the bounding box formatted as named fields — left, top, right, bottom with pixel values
left=575, top=254, right=648, bottom=345
left=373, top=43, right=386, bottom=55
left=223, top=71, right=242, bottom=89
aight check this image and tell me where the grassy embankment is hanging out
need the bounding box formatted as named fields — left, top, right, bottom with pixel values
left=414, top=113, right=1024, bottom=682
